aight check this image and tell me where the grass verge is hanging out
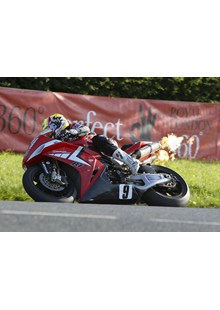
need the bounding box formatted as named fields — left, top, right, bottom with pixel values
left=0, top=152, right=32, bottom=201
left=0, top=152, right=219, bottom=207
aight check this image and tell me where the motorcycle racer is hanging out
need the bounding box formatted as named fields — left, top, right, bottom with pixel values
left=42, top=113, right=91, bottom=141
left=42, top=113, right=140, bottom=177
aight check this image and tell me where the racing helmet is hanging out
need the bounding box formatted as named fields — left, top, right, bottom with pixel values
left=42, top=113, right=70, bottom=132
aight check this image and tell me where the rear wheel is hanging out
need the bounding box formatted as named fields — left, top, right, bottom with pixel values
left=23, top=164, right=77, bottom=203
left=141, top=165, right=190, bottom=207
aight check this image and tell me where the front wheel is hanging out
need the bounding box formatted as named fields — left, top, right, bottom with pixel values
left=23, top=164, right=77, bottom=203
left=141, top=165, right=190, bottom=207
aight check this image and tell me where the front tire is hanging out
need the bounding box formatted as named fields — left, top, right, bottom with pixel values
left=23, top=164, right=77, bottom=203
left=141, top=165, right=190, bottom=207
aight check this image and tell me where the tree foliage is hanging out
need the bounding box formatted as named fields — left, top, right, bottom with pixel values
left=0, top=77, right=220, bottom=103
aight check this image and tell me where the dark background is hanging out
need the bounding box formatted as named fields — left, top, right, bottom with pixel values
left=1, top=77, right=220, bottom=103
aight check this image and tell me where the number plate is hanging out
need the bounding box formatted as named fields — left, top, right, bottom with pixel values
left=119, top=184, right=133, bottom=199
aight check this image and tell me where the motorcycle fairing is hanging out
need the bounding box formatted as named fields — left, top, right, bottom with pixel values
left=80, top=168, right=139, bottom=204
left=23, top=134, right=108, bottom=198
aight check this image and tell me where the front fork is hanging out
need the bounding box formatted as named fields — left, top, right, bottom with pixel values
left=41, top=159, right=65, bottom=185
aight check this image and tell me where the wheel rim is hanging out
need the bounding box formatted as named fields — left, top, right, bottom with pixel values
left=151, top=172, right=186, bottom=198
left=32, top=169, right=75, bottom=198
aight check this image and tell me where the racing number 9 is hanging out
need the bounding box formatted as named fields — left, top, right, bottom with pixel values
left=119, top=184, right=132, bottom=200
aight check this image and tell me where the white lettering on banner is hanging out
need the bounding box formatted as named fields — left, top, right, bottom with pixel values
left=73, top=110, right=124, bottom=141
left=177, top=134, right=200, bottom=159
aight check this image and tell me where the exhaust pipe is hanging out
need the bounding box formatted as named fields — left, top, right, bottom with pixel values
left=133, top=142, right=161, bottom=160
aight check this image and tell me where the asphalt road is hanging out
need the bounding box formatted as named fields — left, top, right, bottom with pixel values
left=1, top=201, right=220, bottom=231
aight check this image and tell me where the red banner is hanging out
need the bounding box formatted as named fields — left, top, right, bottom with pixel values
left=0, top=87, right=220, bottom=160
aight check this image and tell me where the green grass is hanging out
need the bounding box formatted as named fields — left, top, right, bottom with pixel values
left=0, top=152, right=220, bottom=207
left=0, top=152, right=32, bottom=201
left=163, top=159, right=220, bottom=207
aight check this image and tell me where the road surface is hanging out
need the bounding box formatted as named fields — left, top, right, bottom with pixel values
left=0, top=201, right=220, bottom=231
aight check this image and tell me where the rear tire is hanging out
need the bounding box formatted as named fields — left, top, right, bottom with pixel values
left=23, top=164, right=77, bottom=203
left=141, top=165, right=190, bottom=207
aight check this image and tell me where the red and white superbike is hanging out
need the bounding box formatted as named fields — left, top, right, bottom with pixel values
left=22, top=128, right=190, bottom=207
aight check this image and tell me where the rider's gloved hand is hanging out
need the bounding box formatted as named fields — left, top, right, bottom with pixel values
left=63, top=129, right=79, bottom=141
left=55, top=130, right=75, bottom=141
left=69, top=129, right=78, bottom=136
left=77, top=126, right=90, bottom=137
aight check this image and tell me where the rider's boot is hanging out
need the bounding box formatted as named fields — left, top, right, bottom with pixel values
left=112, top=148, right=140, bottom=174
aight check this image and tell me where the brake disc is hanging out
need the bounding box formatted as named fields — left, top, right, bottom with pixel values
left=39, top=173, right=66, bottom=192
